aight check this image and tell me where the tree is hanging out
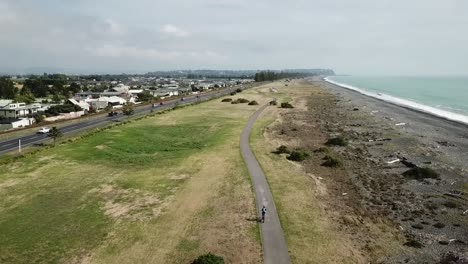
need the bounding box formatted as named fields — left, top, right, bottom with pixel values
left=48, top=127, right=62, bottom=146
left=69, top=82, right=81, bottom=94
left=191, top=253, right=224, bottom=264
left=137, top=90, right=154, bottom=102
left=0, top=78, right=18, bottom=99
left=122, top=103, right=134, bottom=115
left=24, top=79, right=48, bottom=97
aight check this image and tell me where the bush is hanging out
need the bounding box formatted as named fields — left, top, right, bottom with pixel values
left=221, top=98, right=232, bottom=102
left=230, top=92, right=236, bottom=96
left=192, top=253, right=224, bottom=264
left=325, top=136, right=348, bottom=147
left=248, top=100, right=259, bottom=105
left=274, top=145, right=290, bottom=154
left=236, top=88, right=242, bottom=93
left=403, top=167, right=440, bottom=180
left=231, top=100, right=239, bottom=104
left=315, top=147, right=330, bottom=154
left=287, top=150, right=309, bottom=161
left=322, top=154, right=343, bottom=167
left=280, top=102, right=293, bottom=108
left=122, top=103, right=135, bottom=115
left=238, top=98, right=249, bottom=103
left=269, top=100, right=278, bottom=105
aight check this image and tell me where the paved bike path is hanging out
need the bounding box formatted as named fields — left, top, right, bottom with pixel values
left=240, top=105, right=291, bottom=264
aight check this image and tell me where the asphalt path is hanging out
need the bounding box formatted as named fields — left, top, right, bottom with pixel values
left=0, top=88, right=234, bottom=155
left=240, top=105, right=291, bottom=264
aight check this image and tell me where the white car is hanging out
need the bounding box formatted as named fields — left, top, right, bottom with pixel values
left=37, top=127, right=51, bottom=134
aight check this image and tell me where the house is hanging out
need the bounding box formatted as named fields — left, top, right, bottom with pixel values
left=0, top=118, right=35, bottom=130
left=67, top=99, right=90, bottom=111
left=88, top=100, right=109, bottom=112
left=153, top=89, right=179, bottom=98
left=0, top=102, right=41, bottom=119
left=109, top=84, right=130, bottom=93
left=98, top=96, right=127, bottom=108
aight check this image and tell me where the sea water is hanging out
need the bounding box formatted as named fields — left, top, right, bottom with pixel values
left=325, top=76, right=468, bottom=125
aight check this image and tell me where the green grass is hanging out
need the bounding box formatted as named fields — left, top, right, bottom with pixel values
left=57, top=122, right=229, bottom=168
left=0, top=187, right=109, bottom=264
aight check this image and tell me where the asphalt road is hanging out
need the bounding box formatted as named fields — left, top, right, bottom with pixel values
left=0, top=87, right=235, bottom=155
left=240, top=105, right=291, bottom=264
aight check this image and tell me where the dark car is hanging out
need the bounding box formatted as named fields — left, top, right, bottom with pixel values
left=108, top=111, right=118, bottom=117
left=180, top=97, right=185, bottom=101
left=159, top=101, right=164, bottom=105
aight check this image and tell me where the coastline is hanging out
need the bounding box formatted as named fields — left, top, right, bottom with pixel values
left=322, top=77, right=468, bottom=126
left=292, top=79, right=468, bottom=262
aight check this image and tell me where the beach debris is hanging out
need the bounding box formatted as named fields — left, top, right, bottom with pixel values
left=342, top=193, right=348, bottom=196
left=353, top=107, right=359, bottom=111
left=399, top=157, right=417, bottom=168
left=395, top=123, right=406, bottom=126
left=387, top=159, right=400, bottom=164
left=376, top=138, right=392, bottom=142
left=463, top=209, right=468, bottom=215
left=436, top=141, right=456, bottom=147
left=371, top=110, right=379, bottom=113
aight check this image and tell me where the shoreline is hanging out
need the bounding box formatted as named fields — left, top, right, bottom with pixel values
left=322, top=77, right=468, bottom=127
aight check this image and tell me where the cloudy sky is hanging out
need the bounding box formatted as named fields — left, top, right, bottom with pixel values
left=0, top=0, right=467, bottom=75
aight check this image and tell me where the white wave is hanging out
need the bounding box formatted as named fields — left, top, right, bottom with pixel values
left=324, top=77, right=468, bottom=125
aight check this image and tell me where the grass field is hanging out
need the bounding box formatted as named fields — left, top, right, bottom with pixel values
left=249, top=81, right=367, bottom=263
left=0, top=88, right=270, bottom=263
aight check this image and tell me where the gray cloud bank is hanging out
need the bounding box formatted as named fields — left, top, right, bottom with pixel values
left=0, top=0, right=467, bottom=75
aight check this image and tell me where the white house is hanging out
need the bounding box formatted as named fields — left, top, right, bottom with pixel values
left=0, top=102, right=41, bottom=119
left=68, top=99, right=90, bottom=111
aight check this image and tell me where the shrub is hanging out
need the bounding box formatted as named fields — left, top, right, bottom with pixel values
left=315, top=147, right=330, bottom=154
left=236, top=88, right=242, bottom=93
left=280, top=102, right=293, bottom=108
left=192, top=253, right=224, bottom=264
left=230, top=92, right=236, bottom=96
left=238, top=98, right=250, bottom=103
left=122, top=103, right=135, bottom=115
left=274, top=145, right=290, bottom=154
left=325, top=136, right=348, bottom=147
left=402, top=167, right=439, bottom=180
left=322, top=154, right=343, bottom=167
left=221, top=98, right=232, bottom=102
left=231, top=100, right=239, bottom=104
left=248, top=100, right=259, bottom=105
left=287, top=150, right=309, bottom=161
left=404, top=239, right=423, bottom=248
left=269, top=100, right=278, bottom=105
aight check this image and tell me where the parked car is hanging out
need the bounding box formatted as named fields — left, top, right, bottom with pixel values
left=180, top=97, right=185, bottom=101
left=108, top=111, right=118, bottom=117
left=159, top=102, right=164, bottom=105
left=37, top=127, right=51, bottom=134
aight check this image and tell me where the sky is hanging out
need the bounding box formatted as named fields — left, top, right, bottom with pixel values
left=0, top=0, right=467, bottom=75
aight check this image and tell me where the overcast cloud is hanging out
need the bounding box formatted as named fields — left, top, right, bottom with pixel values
left=0, top=0, right=467, bottom=75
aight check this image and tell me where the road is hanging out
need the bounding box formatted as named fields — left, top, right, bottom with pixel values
left=240, top=105, right=291, bottom=264
left=0, top=88, right=235, bottom=155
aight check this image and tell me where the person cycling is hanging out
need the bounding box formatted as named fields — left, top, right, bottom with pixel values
left=261, top=205, right=267, bottom=223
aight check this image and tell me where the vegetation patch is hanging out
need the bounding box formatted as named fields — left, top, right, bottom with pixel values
left=58, top=121, right=228, bottom=167
left=287, top=150, right=310, bottom=162
left=322, top=154, right=343, bottom=168
left=404, top=239, right=424, bottom=248
left=248, top=100, right=259, bottom=105
left=273, top=145, right=290, bottom=154
left=280, top=102, right=293, bottom=108
left=325, top=136, right=348, bottom=147
left=402, top=167, right=440, bottom=180
left=191, top=253, right=224, bottom=264
left=221, top=98, right=232, bottom=102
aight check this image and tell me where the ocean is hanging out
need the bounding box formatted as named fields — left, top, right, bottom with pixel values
left=325, top=76, right=468, bottom=125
